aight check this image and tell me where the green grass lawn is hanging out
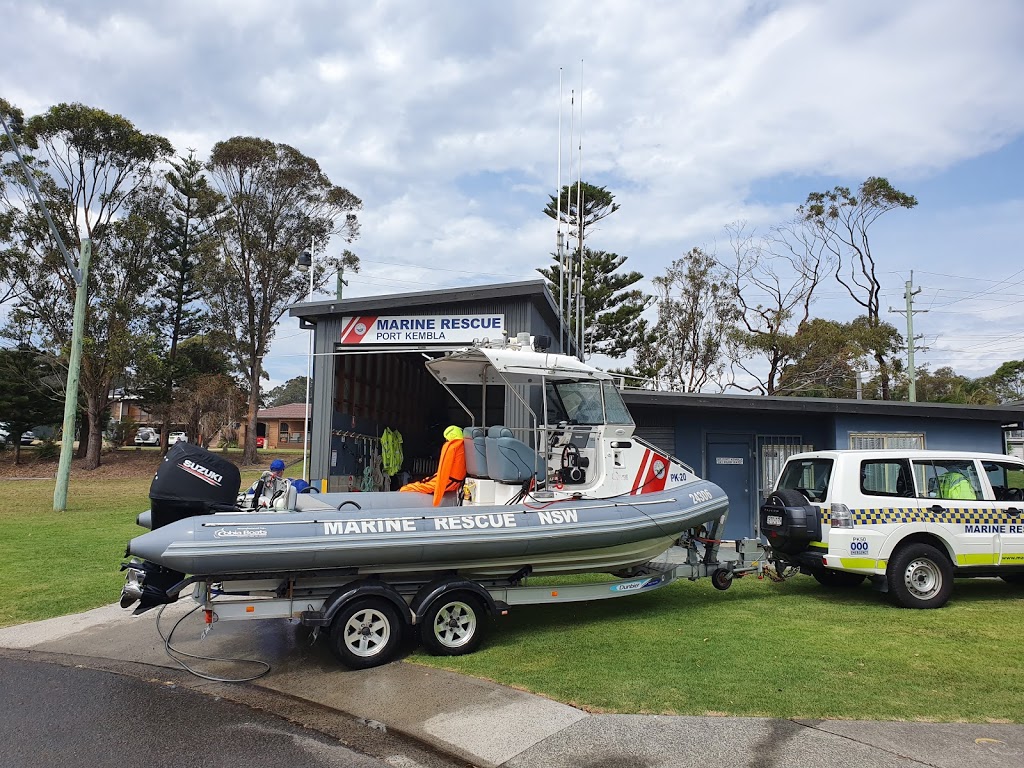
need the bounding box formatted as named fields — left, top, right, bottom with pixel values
left=3, top=475, right=1023, bottom=722
left=409, top=574, right=1024, bottom=721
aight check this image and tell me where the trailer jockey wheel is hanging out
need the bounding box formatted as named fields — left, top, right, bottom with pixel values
left=711, top=568, right=733, bottom=591
left=328, top=598, right=403, bottom=669
left=420, top=592, right=488, bottom=657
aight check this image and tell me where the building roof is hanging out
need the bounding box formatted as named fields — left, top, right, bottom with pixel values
left=257, top=403, right=310, bottom=420
left=621, top=389, right=1024, bottom=423
left=290, top=279, right=558, bottom=320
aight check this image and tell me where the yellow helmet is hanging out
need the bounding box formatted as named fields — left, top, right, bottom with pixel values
left=443, top=425, right=464, bottom=441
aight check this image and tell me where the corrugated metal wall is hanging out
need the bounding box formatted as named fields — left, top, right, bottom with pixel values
left=307, top=295, right=563, bottom=487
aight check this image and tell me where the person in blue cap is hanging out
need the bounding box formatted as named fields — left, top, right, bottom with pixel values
left=269, top=458, right=286, bottom=478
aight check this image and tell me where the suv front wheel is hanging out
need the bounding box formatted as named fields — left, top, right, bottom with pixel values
left=887, top=543, right=953, bottom=609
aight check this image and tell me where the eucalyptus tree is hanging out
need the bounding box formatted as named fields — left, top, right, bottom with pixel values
left=799, top=177, right=917, bottom=399
left=634, top=247, right=738, bottom=392
left=205, top=136, right=361, bottom=465
left=0, top=102, right=173, bottom=468
left=538, top=182, right=649, bottom=358
left=724, top=221, right=832, bottom=394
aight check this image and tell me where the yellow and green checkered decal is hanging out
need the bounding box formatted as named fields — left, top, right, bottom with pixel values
left=842, top=507, right=1012, bottom=526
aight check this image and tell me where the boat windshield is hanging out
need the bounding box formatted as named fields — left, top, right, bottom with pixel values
left=547, top=380, right=634, bottom=426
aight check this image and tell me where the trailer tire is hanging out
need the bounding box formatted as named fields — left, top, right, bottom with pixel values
left=329, top=598, right=403, bottom=669
left=711, top=568, right=733, bottom=591
left=811, top=568, right=866, bottom=589
left=886, top=543, right=953, bottom=609
left=420, top=593, right=488, bottom=656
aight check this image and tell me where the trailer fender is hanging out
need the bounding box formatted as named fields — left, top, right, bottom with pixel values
left=319, top=579, right=413, bottom=626
left=410, top=576, right=502, bottom=625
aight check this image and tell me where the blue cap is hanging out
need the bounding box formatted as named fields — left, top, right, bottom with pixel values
left=270, top=459, right=286, bottom=472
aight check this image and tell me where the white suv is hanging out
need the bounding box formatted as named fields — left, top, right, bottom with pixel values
left=134, top=428, right=159, bottom=446
left=168, top=432, right=187, bottom=446
left=761, top=449, right=1024, bottom=608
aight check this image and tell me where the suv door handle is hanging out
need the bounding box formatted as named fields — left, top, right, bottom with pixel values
left=930, top=504, right=945, bottom=513
left=1008, top=508, right=1021, bottom=517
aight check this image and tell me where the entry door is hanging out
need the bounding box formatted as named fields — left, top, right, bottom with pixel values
left=706, top=434, right=755, bottom=540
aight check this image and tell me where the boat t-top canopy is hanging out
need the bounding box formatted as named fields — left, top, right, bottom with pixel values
left=427, top=345, right=613, bottom=386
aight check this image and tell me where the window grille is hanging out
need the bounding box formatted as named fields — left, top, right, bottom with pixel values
left=849, top=432, right=924, bottom=450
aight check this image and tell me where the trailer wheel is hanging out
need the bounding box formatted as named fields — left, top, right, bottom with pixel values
left=886, top=543, right=953, bottom=609
left=420, top=593, right=487, bottom=656
left=329, top=598, right=403, bottom=669
left=711, top=568, right=733, bottom=591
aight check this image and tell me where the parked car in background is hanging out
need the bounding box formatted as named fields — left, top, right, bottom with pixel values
left=21, top=431, right=36, bottom=446
left=256, top=436, right=266, bottom=448
left=134, top=428, right=159, bottom=446
left=168, top=431, right=188, bottom=446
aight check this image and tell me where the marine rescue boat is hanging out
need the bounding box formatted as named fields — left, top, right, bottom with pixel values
left=120, top=336, right=730, bottom=613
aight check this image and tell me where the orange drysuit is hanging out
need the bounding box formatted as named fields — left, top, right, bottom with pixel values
left=400, top=438, right=466, bottom=507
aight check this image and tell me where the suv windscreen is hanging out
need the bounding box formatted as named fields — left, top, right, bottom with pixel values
left=777, top=458, right=833, bottom=502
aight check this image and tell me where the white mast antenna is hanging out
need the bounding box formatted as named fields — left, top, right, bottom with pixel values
left=566, top=88, right=576, bottom=355
left=556, top=68, right=566, bottom=354
left=575, top=59, right=585, bottom=360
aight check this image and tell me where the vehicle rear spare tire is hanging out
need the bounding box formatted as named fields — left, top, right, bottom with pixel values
left=886, top=543, right=953, bottom=609
left=766, top=489, right=811, bottom=507
left=811, top=568, right=866, bottom=589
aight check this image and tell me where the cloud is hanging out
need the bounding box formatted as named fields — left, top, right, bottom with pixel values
left=4, top=0, right=1024, bottom=384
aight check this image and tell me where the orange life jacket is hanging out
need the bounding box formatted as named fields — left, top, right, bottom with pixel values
left=399, top=439, right=467, bottom=506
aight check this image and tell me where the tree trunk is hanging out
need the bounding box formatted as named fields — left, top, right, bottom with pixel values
left=84, top=394, right=104, bottom=470
left=75, top=410, right=89, bottom=459
left=241, top=376, right=260, bottom=466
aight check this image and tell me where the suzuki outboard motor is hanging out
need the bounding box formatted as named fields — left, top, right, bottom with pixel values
left=149, top=442, right=241, bottom=529
left=121, top=444, right=241, bottom=613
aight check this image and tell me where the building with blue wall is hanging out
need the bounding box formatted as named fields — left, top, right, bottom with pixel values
left=624, top=391, right=1023, bottom=539
left=292, top=280, right=1022, bottom=538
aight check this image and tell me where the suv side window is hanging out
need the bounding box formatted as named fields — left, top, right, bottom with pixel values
left=982, top=460, right=1024, bottom=502
left=913, top=459, right=982, bottom=500
left=777, top=458, right=833, bottom=502
left=860, top=459, right=914, bottom=498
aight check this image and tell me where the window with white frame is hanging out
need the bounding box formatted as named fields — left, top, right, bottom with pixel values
left=849, top=432, right=925, bottom=450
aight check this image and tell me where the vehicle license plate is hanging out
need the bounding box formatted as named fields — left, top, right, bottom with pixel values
left=765, top=514, right=783, bottom=526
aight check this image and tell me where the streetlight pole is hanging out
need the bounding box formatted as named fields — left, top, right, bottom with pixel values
left=297, top=240, right=315, bottom=483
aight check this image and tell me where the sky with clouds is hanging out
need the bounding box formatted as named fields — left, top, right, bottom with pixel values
left=2, top=0, right=1023, bottom=391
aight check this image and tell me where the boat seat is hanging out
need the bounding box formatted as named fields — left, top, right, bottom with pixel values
left=463, top=426, right=489, bottom=478
left=485, top=425, right=539, bottom=484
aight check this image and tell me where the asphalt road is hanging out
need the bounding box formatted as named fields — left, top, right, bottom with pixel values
left=0, top=656, right=464, bottom=768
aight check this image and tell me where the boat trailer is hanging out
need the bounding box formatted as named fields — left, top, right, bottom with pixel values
left=127, top=530, right=766, bottom=670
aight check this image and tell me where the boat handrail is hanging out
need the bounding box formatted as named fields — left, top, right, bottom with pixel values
left=632, top=435, right=696, bottom=475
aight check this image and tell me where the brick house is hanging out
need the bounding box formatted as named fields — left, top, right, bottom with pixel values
left=256, top=403, right=311, bottom=449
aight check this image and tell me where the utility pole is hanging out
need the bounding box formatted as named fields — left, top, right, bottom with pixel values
left=1, top=113, right=90, bottom=511
left=890, top=271, right=927, bottom=402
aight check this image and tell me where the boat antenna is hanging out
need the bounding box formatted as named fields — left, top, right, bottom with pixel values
left=576, top=59, right=585, bottom=361
left=556, top=68, right=566, bottom=355
left=566, top=87, right=576, bottom=357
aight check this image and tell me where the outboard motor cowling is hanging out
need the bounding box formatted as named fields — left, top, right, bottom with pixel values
left=149, top=443, right=241, bottom=529
left=759, top=489, right=822, bottom=555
